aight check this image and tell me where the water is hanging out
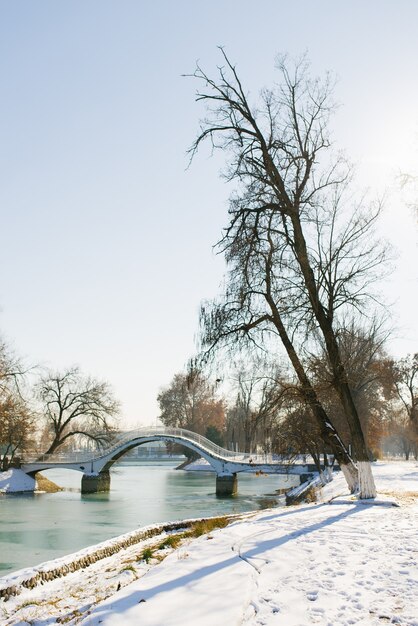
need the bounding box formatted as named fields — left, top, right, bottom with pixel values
left=0, top=462, right=299, bottom=576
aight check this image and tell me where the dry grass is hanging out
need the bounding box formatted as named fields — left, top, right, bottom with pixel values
left=158, top=535, right=183, bottom=550
left=379, top=490, right=418, bottom=505
left=119, top=564, right=137, bottom=574
left=187, top=517, right=230, bottom=538
left=34, top=472, right=63, bottom=493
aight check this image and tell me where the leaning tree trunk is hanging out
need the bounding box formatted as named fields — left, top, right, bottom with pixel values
left=43, top=438, right=62, bottom=456
left=310, top=449, right=321, bottom=474
left=290, top=214, right=376, bottom=499
left=266, top=294, right=359, bottom=492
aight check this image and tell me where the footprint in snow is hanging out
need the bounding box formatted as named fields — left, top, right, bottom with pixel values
left=307, top=591, right=318, bottom=601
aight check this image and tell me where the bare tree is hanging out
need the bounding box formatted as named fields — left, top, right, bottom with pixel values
left=188, top=50, right=389, bottom=497
left=226, top=361, right=290, bottom=453
left=36, top=367, right=119, bottom=455
left=157, top=369, right=225, bottom=436
left=0, top=337, right=27, bottom=396
left=227, top=370, right=264, bottom=454
left=385, top=410, right=418, bottom=460
left=391, top=354, right=418, bottom=424
left=373, top=353, right=418, bottom=460
left=399, top=170, right=418, bottom=221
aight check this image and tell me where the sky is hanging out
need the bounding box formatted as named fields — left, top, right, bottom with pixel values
left=0, top=1, right=417, bottom=428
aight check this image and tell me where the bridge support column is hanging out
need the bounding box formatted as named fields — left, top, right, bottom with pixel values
left=81, top=471, right=110, bottom=494
left=216, top=473, right=237, bottom=496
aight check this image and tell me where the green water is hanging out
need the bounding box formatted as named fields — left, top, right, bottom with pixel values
left=0, top=463, right=299, bottom=576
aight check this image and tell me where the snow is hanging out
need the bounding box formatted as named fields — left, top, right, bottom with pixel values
left=84, top=535, right=254, bottom=626
left=0, top=468, right=36, bottom=493
left=182, top=457, right=215, bottom=471
left=1, top=461, right=418, bottom=626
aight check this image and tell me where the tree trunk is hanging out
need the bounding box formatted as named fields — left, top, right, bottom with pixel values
left=44, top=439, right=61, bottom=456
left=310, top=449, right=321, bottom=474
left=340, top=463, right=359, bottom=492
left=244, top=429, right=253, bottom=454
left=290, top=213, right=376, bottom=498
left=265, top=293, right=359, bottom=491
left=357, top=462, right=377, bottom=499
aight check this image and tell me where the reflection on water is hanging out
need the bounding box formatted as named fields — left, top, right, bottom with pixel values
left=0, top=462, right=299, bottom=576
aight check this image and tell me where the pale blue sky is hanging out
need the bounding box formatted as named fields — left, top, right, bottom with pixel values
left=0, top=1, right=417, bottom=426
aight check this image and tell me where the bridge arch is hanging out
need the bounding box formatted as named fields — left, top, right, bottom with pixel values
left=21, top=427, right=306, bottom=496
left=99, top=435, right=223, bottom=474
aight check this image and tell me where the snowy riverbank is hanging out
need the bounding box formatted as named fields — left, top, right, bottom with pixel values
left=0, top=468, right=36, bottom=493
left=1, top=461, right=417, bottom=625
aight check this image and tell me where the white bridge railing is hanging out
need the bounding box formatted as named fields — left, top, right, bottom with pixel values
left=23, top=427, right=278, bottom=466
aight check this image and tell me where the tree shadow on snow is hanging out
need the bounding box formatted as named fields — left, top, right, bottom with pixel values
left=81, top=504, right=363, bottom=625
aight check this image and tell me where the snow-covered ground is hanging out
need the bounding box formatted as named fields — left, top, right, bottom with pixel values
left=0, top=468, right=36, bottom=493
left=1, top=461, right=417, bottom=626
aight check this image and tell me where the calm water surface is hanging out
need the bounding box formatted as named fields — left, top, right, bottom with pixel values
left=0, top=462, right=299, bottom=576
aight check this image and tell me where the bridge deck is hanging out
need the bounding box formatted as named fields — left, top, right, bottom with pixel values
left=21, top=428, right=319, bottom=494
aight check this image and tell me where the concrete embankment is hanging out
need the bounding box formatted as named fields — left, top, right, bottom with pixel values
left=0, top=515, right=237, bottom=602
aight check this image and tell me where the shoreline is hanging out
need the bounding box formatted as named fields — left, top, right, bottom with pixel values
left=0, top=513, right=243, bottom=601
left=0, top=464, right=295, bottom=579
left=1, top=461, right=417, bottom=625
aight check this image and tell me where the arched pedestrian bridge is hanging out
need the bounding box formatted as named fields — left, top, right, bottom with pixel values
left=22, top=427, right=313, bottom=495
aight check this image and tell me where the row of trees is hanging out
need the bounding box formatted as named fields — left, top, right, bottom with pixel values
left=0, top=337, right=119, bottom=469
left=1, top=330, right=415, bottom=472
left=157, top=351, right=418, bottom=469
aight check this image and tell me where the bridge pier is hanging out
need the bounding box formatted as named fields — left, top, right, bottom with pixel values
left=81, top=470, right=110, bottom=494
left=216, top=473, right=237, bottom=496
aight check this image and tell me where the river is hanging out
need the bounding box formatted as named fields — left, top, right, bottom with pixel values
left=0, top=461, right=300, bottom=576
